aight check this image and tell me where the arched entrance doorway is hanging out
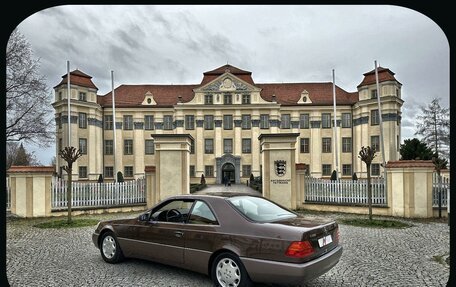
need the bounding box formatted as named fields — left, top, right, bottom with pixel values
left=222, top=163, right=235, bottom=184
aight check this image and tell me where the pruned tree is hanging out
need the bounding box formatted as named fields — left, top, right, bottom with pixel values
left=6, top=29, right=54, bottom=146
left=359, top=146, right=377, bottom=221
left=330, top=170, right=338, bottom=181
left=415, top=98, right=450, bottom=163
left=400, top=138, right=435, bottom=160
left=6, top=142, right=40, bottom=168
left=117, top=171, right=124, bottom=183
left=59, top=146, right=82, bottom=223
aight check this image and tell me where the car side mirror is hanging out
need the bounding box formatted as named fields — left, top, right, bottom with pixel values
left=138, top=213, right=149, bottom=221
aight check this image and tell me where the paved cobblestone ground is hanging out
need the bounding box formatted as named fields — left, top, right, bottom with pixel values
left=6, top=185, right=450, bottom=286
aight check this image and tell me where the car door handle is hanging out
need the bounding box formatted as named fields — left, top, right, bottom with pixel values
left=174, top=231, right=184, bottom=238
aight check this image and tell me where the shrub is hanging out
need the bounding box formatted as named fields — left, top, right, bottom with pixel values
left=200, top=174, right=206, bottom=185
left=117, top=171, right=124, bottom=183
left=352, top=172, right=358, bottom=181
left=330, top=170, right=337, bottom=181
left=97, top=174, right=103, bottom=183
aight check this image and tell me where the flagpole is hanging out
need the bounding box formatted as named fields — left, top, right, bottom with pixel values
left=67, top=61, right=71, bottom=148
left=332, top=69, right=339, bottom=178
left=374, top=61, right=387, bottom=182
left=111, top=70, right=117, bottom=182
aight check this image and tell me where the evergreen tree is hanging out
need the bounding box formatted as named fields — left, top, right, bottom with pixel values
left=400, top=138, right=435, bottom=160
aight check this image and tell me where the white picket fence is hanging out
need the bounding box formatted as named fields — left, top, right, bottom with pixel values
left=432, top=173, right=449, bottom=207
left=304, top=176, right=387, bottom=206
left=51, top=177, right=146, bottom=209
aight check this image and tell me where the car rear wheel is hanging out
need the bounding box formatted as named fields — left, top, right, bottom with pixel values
left=100, top=231, right=124, bottom=264
left=211, top=253, right=252, bottom=287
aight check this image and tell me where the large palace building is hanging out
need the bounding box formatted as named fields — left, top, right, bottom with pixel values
left=53, top=64, right=403, bottom=183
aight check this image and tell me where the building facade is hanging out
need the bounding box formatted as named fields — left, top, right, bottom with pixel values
left=53, top=64, right=403, bottom=183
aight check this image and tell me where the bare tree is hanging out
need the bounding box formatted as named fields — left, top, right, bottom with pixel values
left=359, top=146, right=377, bottom=221
left=59, top=146, right=82, bottom=224
left=415, top=98, right=450, bottom=163
left=6, top=29, right=54, bottom=147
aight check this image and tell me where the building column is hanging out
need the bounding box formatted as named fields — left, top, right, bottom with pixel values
left=196, top=118, right=204, bottom=176
left=259, top=133, right=299, bottom=209
left=310, top=117, right=321, bottom=177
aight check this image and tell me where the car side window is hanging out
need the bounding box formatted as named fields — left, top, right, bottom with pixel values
left=151, top=200, right=193, bottom=223
left=188, top=201, right=218, bottom=225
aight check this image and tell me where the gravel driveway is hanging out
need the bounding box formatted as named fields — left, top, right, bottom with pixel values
left=6, top=210, right=449, bottom=286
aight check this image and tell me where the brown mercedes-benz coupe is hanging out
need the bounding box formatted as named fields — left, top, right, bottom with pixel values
left=93, top=192, right=342, bottom=286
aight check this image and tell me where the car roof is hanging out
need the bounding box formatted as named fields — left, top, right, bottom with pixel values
left=169, top=192, right=262, bottom=200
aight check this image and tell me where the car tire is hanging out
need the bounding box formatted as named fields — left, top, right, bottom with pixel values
left=100, top=231, right=124, bottom=264
left=211, top=252, right=252, bottom=287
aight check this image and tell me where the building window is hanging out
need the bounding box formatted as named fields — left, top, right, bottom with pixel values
left=241, top=115, right=251, bottom=129
left=144, top=115, right=154, bottom=130
left=58, top=113, right=62, bottom=129
left=124, top=139, right=133, bottom=155
left=242, top=165, right=251, bottom=177
left=79, top=113, right=87, bottom=129
left=242, top=94, right=251, bottom=104
left=371, top=89, right=378, bottom=99
left=104, top=140, right=113, bottom=155
left=300, top=138, right=309, bottom=153
left=79, top=166, right=87, bottom=178
left=123, top=115, right=133, bottom=130
left=371, top=136, right=380, bottom=152
left=300, top=114, right=309, bottom=129
left=224, top=139, right=233, bottom=154
left=124, top=166, right=134, bottom=177
left=342, top=164, right=352, bottom=176
left=204, top=115, right=214, bottom=130
left=79, top=138, right=87, bottom=154
left=104, top=166, right=113, bottom=178
left=321, top=113, right=331, bottom=128
left=190, top=165, right=195, bottom=177
left=260, top=114, right=269, bottom=129
left=205, top=94, right=213, bottom=105
left=371, top=109, right=379, bottom=125
left=190, top=138, right=195, bottom=154
left=185, top=115, right=195, bottom=130
left=342, top=137, right=352, bottom=153
left=242, top=138, right=252, bottom=153
left=145, top=140, right=155, bottom=155
left=223, top=115, right=233, bottom=130
left=342, top=113, right=352, bottom=128
left=224, top=94, right=232, bottom=105
left=58, top=91, right=62, bottom=101
left=104, top=115, right=113, bottom=130
left=281, top=114, right=291, bottom=129
left=205, top=165, right=214, bottom=177
left=163, top=115, right=173, bottom=130
left=79, top=92, right=87, bottom=101
left=371, top=164, right=380, bottom=176
left=205, top=139, right=214, bottom=154
left=58, top=138, right=62, bottom=151
left=322, top=164, right=332, bottom=176
left=322, top=138, right=332, bottom=153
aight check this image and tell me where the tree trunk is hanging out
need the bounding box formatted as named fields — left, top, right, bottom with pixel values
left=367, top=164, right=372, bottom=221
left=67, top=171, right=72, bottom=224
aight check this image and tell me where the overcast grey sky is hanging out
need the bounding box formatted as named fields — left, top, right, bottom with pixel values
left=15, top=5, right=449, bottom=164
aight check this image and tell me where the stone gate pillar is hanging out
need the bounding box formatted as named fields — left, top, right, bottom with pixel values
left=259, top=133, right=299, bottom=209
left=151, top=134, right=192, bottom=203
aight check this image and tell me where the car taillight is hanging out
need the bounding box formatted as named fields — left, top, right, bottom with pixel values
left=285, top=241, right=314, bottom=258
left=335, top=228, right=340, bottom=244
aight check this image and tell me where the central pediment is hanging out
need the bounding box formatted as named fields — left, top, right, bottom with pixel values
left=195, top=73, right=260, bottom=93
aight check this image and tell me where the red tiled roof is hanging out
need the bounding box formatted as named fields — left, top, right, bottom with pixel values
left=357, top=67, right=400, bottom=87
left=200, top=64, right=254, bottom=85
left=257, top=83, right=358, bottom=105
left=7, top=166, right=55, bottom=173
left=54, top=69, right=98, bottom=90
left=385, top=160, right=435, bottom=168
left=99, top=84, right=199, bottom=107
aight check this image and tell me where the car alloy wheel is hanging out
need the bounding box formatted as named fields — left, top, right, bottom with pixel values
left=100, top=231, right=124, bottom=263
left=102, top=235, right=116, bottom=259
left=212, top=253, right=252, bottom=287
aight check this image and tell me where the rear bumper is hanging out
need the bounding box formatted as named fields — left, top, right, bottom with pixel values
left=241, top=245, right=343, bottom=285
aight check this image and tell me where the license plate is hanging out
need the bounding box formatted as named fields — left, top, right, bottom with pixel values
left=318, top=234, right=332, bottom=247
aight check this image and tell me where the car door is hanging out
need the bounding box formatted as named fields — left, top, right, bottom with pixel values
left=135, top=199, right=194, bottom=267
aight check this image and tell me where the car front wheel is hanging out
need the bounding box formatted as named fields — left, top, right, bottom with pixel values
left=211, top=253, right=252, bottom=287
left=100, top=231, right=124, bottom=264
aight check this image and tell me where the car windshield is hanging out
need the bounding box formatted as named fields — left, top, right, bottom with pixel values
left=227, top=196, right=297, bottom=222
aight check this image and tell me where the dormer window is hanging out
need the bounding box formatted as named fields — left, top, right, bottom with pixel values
left=298, top=90, right=311, bottom=104
left=142, top=91, right=156, bottom=105
left=147, top=98, right=152, bottom=104
left=302, top=96, right=307, bottom=102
